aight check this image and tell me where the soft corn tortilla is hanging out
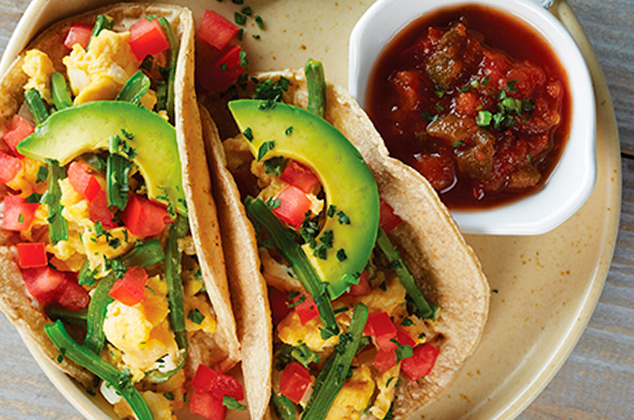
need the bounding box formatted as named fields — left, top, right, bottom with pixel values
left=202, top=69, right=490, bottom=419
left=0, top=2, right=239, bottom=390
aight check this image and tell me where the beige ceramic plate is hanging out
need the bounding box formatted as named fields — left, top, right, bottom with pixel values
left=0, top=0, right=621, bottom=419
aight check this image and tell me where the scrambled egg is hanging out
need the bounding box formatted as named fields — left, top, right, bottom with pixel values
left=369, top=364, right=400, bottom=419
left=278, top=308, right=352, bottom=354
left=103, top=275, right=178, bottom=382
left=326, top=365, right=375, bottom=420
left=183, top=273, right=217, bottom=334
left=6, top=157, right=47, bottom=199
left=22, top=49, right=55, bottom=104
left=18, top=174, right=134, bottom=273
left=63, top=30, right=156, bottom=108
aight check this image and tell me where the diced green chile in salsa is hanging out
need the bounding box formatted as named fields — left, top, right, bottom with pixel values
left=365, top=5, right=571, bottom=209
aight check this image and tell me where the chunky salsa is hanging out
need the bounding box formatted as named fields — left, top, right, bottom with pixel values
left=366, top=5, right=571, bottom=209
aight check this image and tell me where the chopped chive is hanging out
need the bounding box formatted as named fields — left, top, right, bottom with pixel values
left=476, top=110, right=492, bottom=127
left=243, top=127, right=254, bottom=141
left=257, top=141, right=275, bottom=161
left=254, top=15, right=264, bottom=30
left=235, top=13, right=247, bottom=26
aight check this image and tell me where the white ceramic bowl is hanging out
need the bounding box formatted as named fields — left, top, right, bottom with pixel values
left=349, top=0, right=596, bottom=235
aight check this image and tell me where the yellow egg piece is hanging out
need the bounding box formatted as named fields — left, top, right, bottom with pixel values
left=22, top=49, right=55, bottom=104
left=325, top=365, right=375, bottom=420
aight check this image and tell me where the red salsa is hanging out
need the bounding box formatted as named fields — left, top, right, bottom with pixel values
left=366, top=5, right=571, bottom=209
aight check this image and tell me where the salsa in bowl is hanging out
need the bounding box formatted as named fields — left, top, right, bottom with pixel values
left=349, top=0, right=595, bottom=235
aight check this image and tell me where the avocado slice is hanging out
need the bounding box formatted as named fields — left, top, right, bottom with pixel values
left=229, top=99, right=380, bottom=298
left=17, top=101, right=187, bottom=216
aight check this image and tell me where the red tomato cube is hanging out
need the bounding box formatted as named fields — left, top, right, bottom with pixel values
left=271, top=186, right=312, bottom=229
left=411, top=151, right=456, bottom=192
left=269, top=286, right=291, bottom=325
left=1, top=195, right=39, bottom=231
left=55, top=273, right=90, bottom=311
left=64, top=23, right=93, bottom=50
left=189, top=389, right=227, bottom=420
left=16, top=242, right=47, bottom=269
left=289, top=292, right=319, bottom=325
left=348, top=270, right=371, bottom=296
left=2, top=115, right=34, bottom=156
left=280, top=161, right=320, bottom=194
left=0, top=151, right=23, bottom=184
left=373, top=348, right=397, bottom=373
left=191, top=364, right=245, bottom=401
left=379, top=200, right=402, bottom=234
left=279, top=362, right=312, bottom=404
left=68, top=161, right=102, bottom=201
left=199, top=45, right=245, bottom=92
left=21, top=266, right=67, bottom=304
left=198, top=10, right=239, bottom=51
left=88, top=190, right=117, bottom=228
left=108, top=266, right=148, bottom=306
left=396, top=329, right=416, bottom=348
left=128, top=18, right=170, bottom=61
left=401, top=344, right=439, bottom=382
left=363, top=312, right=398, bottom=352
left=122, top=194, right=170, bottom=237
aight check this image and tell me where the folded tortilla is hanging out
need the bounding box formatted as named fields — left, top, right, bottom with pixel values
left=0, top=2, right=239, bottom=391
left=202, top=69, right=490, bottom=419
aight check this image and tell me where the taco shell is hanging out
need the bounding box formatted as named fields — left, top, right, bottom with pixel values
left=0, top=2, right=239, bottom=392
left=202, top=68, right=490, bottom=419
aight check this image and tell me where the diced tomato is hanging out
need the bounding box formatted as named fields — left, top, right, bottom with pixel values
left=348, top=270, right=371, bottom=296
left=279, top=362, right=312, bottom=404
left=290, top=291, right=319, bottom=325
left=108, top=266, right=148, bottom=306
left=280, top=161, right=320, bottom=194
left=68, top=161, right=101, bottom=201
left=21, top=266, right=67, bottom=304
left=191, top=364, right=245, bottom=401
left=55, top=273, right=90, bottom=310
left=411, top=151, right=456, bottom=192
left=1, top=195, right=39, bottom=231
left=2, top=115, right=34, bottom=156
left=199, top=45, right=245, bottom=92
left=63, top=23, right=93, bottom=50
left=128, top=18, right=170, bottom=61
left=272, top=186, right=313, bottom=229
left=198, top=10, right=239, bottom=51
left=122, top=194, right=171, bottom=237
left=364, top=311, right=398, bottom=352
left=379, top=200, right=402, bottom=234
left=189, top=389, right=226, bottom=420
left=269, top=286, right=291, bottom=325
left=373, top=348, right=397, bottom=373
left=88, top=190, right=117, bottom=228
left=16, top=242, right=47, bottom=269
left=396, top=329, right=416, bottom=348
left=401, top=344, right=439, bottom=382
left=0, top=151, right=23, bottom=184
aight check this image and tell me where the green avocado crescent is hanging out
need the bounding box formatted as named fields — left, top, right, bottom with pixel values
left=17, top=101, right=187, bottom=216
left=229, top=99, right=380, bottom=298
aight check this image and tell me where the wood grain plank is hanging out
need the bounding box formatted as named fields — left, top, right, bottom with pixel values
left=567, top=0, right=634, bottom=153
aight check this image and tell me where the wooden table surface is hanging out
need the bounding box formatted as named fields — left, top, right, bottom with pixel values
left=0, top=0, right=632, bottom=419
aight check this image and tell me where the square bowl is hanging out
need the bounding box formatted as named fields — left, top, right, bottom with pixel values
left=349, top=0, right=596, bottom=235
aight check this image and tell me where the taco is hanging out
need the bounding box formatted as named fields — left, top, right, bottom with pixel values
left=202, top=62, right=490, bottom=420
left=0, top=3, right=241, bottom=419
